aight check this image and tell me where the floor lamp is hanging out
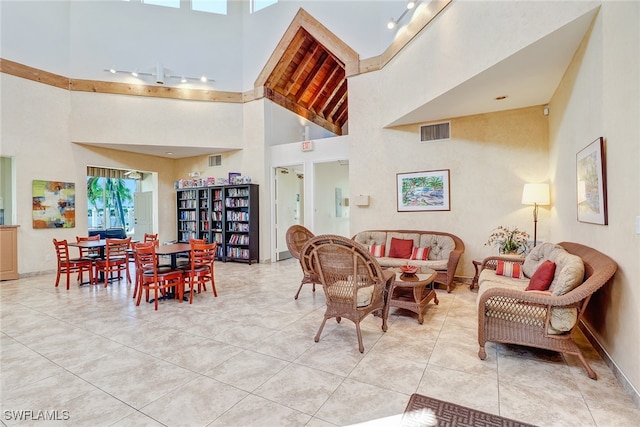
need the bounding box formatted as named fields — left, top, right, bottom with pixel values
left=522, top=183, right=550, bottom=247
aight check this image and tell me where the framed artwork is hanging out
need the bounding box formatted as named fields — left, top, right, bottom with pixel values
left=576, top=137, right=607, bottom=225
left=397, top=169, right=450, bottom=212
left=32, top=180, right=75, bottom=228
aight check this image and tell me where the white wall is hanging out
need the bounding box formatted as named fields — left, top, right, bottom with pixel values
left=314, top=161, right=350, bottom=236
left=548, top=1, right=640, bottom=398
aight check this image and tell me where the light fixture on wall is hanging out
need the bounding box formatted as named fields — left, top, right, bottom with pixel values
left=103, top=62, right=214, bottom=86
left=522, top=183, right=550, bottom=247
left=124, top=170, right=142, bottom=180
left=387, top=0, right=418, bottom=29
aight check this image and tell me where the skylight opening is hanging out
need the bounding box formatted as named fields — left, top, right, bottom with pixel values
left=251, top=0, right=277, bottom=14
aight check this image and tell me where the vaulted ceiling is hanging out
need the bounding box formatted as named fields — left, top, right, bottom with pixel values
left=263, top=27, right=348, bottom=135
left=255, top=9, right=359, bottom=137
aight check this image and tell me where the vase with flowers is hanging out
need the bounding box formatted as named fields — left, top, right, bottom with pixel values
left=485, top=225, right=530, bottom=255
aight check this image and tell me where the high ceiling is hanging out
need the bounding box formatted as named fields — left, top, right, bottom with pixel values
left=263, top=27, right=348, bottom=136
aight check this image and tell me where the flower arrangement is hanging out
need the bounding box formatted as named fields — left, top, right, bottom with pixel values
left=485, top=225, right=530, bottom=255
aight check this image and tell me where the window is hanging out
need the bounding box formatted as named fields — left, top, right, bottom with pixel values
left=87, top=168, right=138, bottom=233
left=143, top=0, right=180, bottom=9
left=251, top=0, right=277, bottom=13
left=192, top=0, right=226, bottom=14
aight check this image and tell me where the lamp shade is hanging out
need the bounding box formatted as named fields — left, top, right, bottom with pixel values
left=522, top=183, right=550, bottom=205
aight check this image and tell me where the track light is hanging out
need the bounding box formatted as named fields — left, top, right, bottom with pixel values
left=387, top=0, right=419, bottom=29
left=103, top=64, right=214, bottom=86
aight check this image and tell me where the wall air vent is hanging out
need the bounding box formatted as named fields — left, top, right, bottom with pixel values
left=208, top=154, right=222, bottom=167
left=420, top=122, right=450, bottom=142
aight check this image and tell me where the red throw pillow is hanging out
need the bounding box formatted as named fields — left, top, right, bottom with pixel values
left=369, top=244, right=385, bottom=257
left=495, top=260, right=524, bottom=279
left=389, top=238, right=413, bottom=259
left=410, top=247, right=430, bottom=260
left=526, top=260, right=556, bottom=291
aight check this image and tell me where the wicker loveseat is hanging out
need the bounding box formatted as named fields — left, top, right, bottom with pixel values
left=352, top=230, right=465, bottom=292
left=477, top=242, right=617, bottom=379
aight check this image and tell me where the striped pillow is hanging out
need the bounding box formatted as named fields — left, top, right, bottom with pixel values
left=496, top=260, right=524, bottom=278
left=410, top=247, right=430, bottom=261
left=369, top=244, right=385, bottom=257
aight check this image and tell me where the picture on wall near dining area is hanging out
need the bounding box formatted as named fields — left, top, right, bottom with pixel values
left=397, top=169, right=450, bottom=212
left=32, top=180, right=75, bottom=228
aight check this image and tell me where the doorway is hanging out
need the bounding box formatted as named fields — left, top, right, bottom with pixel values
left=274, top=165, right=304, bottom=261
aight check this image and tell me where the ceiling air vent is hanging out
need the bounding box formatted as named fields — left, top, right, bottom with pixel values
left=420, top=122, right=450, bottom=142
left=208, top=154, right=222, bottom=167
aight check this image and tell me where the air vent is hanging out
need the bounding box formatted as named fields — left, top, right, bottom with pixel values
left=420, top=122, right=450, bottom=142
left=208, top=154, right=222, bottom=167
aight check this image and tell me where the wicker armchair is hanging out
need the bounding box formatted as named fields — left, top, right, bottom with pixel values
left=285, top=225, right=320, bottom=299
left=477, top=242, right=617, bottom=379
left=300, top=234, right=395, bottom=353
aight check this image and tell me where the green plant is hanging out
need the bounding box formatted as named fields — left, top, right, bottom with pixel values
left=485, top=225, right=530, bottom=254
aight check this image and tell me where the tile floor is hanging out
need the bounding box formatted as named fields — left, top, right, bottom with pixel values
left=1, top=259, right=639, bottom=426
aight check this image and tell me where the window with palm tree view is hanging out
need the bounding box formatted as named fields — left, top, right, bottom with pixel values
left=87, top=176, right=137, bottom=235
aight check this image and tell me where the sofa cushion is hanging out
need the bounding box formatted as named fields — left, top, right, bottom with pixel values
left=327, top=280, right=373, bottom=307
left=526, top=260, right=556, bottom=291
left=377, top=257, right=448, bottom=271
left=496, top=260, right=524, bottom=279
left=523, top=242, right=584, bottom=295
left=478, top=270, right=577, bottom=334
left=410, top=247, right=430, bottom=260
left=419, top=234, right=455, bottom=261
left=389, top=237, right=413, bottom=259
left=385, top=233, right=420, bottom=257
left=369, top=244, right=385, bottom=257
left=353, top=231, right=388, bottom=247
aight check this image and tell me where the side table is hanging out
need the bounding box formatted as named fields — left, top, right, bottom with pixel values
left=386, top=270, right=438, bottom=324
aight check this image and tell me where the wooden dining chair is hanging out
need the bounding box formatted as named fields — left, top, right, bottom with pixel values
left=53, top=239, right=94, bottom=290
left=135, top=244, right=184, bottom=310
left=75, top=235, right=101, bottom=282
left=181, top=241, right=217, bottom=303
left=94, top=237, right=132, bottom=286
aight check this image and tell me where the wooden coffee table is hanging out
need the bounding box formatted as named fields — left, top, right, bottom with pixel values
left=386, top=270, right=438, bottom=324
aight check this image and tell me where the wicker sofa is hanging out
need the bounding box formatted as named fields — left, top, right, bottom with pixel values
left=476, top=242, right=617, bottom=379
left=352, top=230, right=465, bottom=292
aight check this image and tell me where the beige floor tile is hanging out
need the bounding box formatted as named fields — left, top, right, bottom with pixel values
left=205, top=349, right=289, bottom=391
left=253, top=363, right=344, bottom=414
left=417, top=365, right=499, bottom=415
left=208, top=394, right=311, bottom=426
left=294, top=337, right=366, bottom=377
left=499, top=381, right=596, bottom=426
left=349, top=351, right=426, bottom=395
left=314, top=378, right=409, bottom=426
left=140, top=375, right=248, bottom=426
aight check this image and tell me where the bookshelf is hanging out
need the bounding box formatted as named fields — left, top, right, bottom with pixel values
left=176, top=184, right=258, bottom=263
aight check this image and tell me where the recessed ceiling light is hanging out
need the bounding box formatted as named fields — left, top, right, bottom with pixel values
left=166, top=152, right=174, bottom=155
left=495, top=95, right=508, bottom=100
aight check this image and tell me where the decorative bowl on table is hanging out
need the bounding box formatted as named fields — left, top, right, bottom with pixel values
left=400, top=265, right=418, bottom=275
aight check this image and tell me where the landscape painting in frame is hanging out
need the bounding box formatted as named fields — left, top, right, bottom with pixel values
left=397, top=169, right=450, bottom=212
left=32, top=180, right=76, bottom=228
left=576, top=137, right=607, bottom=225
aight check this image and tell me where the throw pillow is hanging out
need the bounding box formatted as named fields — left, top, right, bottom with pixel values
left=389, top=237, right=413, bottom=259
left=369, top=244, right=385, bottom=257
left=410, top=247, right=430, bottom=261
left=526, top=260, right=556, bottom=291
left=495, top=260, right=524, bottom=279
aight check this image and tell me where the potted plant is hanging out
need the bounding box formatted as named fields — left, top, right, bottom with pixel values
left=485, top=225, right=530, bottom=255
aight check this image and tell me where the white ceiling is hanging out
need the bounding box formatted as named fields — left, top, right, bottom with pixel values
left=79, top=7, right=596, bottom=159
left=388, top=9, right=597, bottom=127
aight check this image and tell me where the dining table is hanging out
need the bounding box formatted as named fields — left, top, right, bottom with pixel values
left=156, top=242, right=191, bottom=269
left=68, top=238, right=107, bottom=258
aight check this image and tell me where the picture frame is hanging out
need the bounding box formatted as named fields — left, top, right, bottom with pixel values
left=32, top=180, right=76, bottom=228
left=576, top=137, right=607, bottom=225
left=397, top=169, right=450, bottom=212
